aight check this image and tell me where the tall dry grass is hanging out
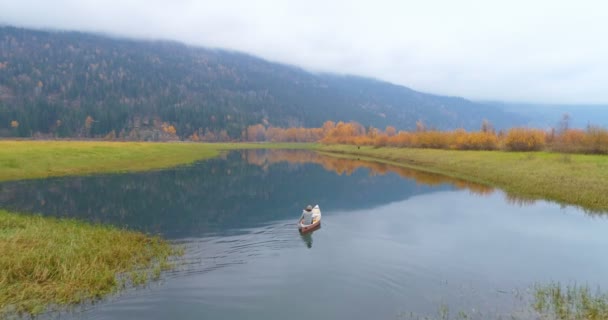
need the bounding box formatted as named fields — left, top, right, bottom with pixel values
left=0, top=210, right=179, bottom=315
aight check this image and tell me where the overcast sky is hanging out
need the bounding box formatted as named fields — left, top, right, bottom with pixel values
left=1, top=0, right=606, bottom=104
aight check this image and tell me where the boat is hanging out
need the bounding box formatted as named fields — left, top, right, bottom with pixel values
left=298, top=205, right=321, bottom=233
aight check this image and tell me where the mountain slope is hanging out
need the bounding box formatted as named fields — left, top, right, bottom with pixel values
left=0, top=26, right=524, bottom=139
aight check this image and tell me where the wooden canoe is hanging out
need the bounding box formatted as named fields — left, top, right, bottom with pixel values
left=298, top=205, right=321, bottom=233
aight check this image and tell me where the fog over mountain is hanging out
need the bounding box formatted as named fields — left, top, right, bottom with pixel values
left=1, top=0, right=607, bottom=104
left=0, top=26, right=527, bottom=139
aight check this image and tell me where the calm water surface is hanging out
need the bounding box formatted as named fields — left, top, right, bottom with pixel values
left=1, top=150, right=607, bottom=319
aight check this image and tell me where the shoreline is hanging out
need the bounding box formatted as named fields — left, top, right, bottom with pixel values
left=2, top=141, right=607, bottom=315
left=318, top=144, right=608, bottom=212
left=0, top=141, right=314, bottom=316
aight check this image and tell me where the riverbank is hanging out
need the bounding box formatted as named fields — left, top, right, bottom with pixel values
left=0, top=209, right=177, bottom=315
left=0, top=141, right=314, bottom=315
left=0, top=141, right=315, bottom=182
left=319, top=145, right=608, bottom=212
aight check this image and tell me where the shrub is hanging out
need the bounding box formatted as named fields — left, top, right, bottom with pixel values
left=504, top=128, right=546, bottom=151
left=584, top=126, right=608, bottom=154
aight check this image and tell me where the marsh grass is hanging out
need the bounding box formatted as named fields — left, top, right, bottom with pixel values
left=319, top=145, right=608, bottom=212
left=0, top=141, right=316, bottom=182
left=0, top=209, right=180, bottom=316
left=0, top=141, right=220, bottom=182
left=534, top=283, right=608, bottom=320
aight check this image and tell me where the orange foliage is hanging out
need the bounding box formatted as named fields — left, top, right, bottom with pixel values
left=161, top=123, right=177, bottom=135
left=504, top=128, right=546, bottom=151
left=552, top=129, right=585, bottom=153
left=190, top=132, right=200, bottom=142
left=242, top=119, right=607, bottom=154
left=582, top=126, right=608, bottom=154
left=243, top=149, right=494, bottom=196
left=246, top=124, right=266, bottom=141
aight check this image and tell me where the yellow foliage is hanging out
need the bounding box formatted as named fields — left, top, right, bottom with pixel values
left=190, top=132, right=200, bottom=142
left=161, top=123, right=177, bottom=136
left=234, top=120, right=605, bottom=154
left=504, top=128, right=546, bottom=151
left=583, top=126, right=608, bottom=154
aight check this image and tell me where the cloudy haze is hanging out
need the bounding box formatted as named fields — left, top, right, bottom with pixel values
left=1, top=0, right=607, bottom=104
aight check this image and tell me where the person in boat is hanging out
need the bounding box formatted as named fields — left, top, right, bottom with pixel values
left=300, top=205, right=314, bottom=225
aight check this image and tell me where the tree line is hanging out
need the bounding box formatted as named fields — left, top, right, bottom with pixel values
left=241, top=117, right=608, bottom=154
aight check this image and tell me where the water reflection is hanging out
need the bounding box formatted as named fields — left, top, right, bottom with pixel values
left=299, top=227, right=321, bottom=249
left=0, top=149, right=597, bottom=240
left=1, top=150, right=459, bottom=237
left=3, top=149, right=608, bottom=320
left=244, top=149, right=607, bottom=214
left=243, top=149, right=494, bottom=197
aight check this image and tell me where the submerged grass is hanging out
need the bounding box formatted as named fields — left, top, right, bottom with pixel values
left=0, top=209, right=179, bottom=316
left=319, top=145, right=608, bottom=212
left=534, top=283, right=608, bottom=320
left=0, top=141, right=316, bottom=182
left=398, top=283, right=608, bottom=320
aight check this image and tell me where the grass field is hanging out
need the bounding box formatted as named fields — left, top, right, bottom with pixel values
left=0, top=209, right=178, bottom=315
left=319, top=145, right=608, bottom=212
left=0, top=141, right=316, bottom=182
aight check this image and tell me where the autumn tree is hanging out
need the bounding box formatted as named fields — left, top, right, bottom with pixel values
left=189, top=131, right=200, bottom=142
left=162, top=124, right=177, bottom=135
left=246, top=124, right=266, bottom=142
left=322, top=121, right=336, bottom=134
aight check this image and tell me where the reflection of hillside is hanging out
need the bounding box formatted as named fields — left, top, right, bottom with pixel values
left=244, top=149, right=494, bottom=196
left=0, top=151, right=454, bottom=238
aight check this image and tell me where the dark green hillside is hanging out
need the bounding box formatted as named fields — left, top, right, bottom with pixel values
left=0, top=26, right=523, bottom=139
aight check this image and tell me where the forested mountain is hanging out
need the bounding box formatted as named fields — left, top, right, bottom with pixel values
left=0, top=26, right=524, bottom=139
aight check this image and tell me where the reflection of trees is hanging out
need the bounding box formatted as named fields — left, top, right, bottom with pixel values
left=244, top=149, right=495, bottom=196
left=246, top=149, right=608, bottom=215
left=0, top=151, right=450, bottom=238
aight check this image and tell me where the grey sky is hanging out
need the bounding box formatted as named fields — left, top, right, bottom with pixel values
left=1, top=0, right=607, bottom=104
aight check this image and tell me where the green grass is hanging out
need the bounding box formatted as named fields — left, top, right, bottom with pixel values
left=0, top=209, right=179, bottom=316
left=0, top=141, right=316, bottom=182
left=319, top=145, right=608, bottom=212
left=0, top=140, right=315, bottom=315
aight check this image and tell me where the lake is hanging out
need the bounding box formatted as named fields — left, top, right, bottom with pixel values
left=1, top=149, right=607, bottom=319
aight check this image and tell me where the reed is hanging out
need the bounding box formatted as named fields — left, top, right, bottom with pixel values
left=0, top=209, right=178, bottom=315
